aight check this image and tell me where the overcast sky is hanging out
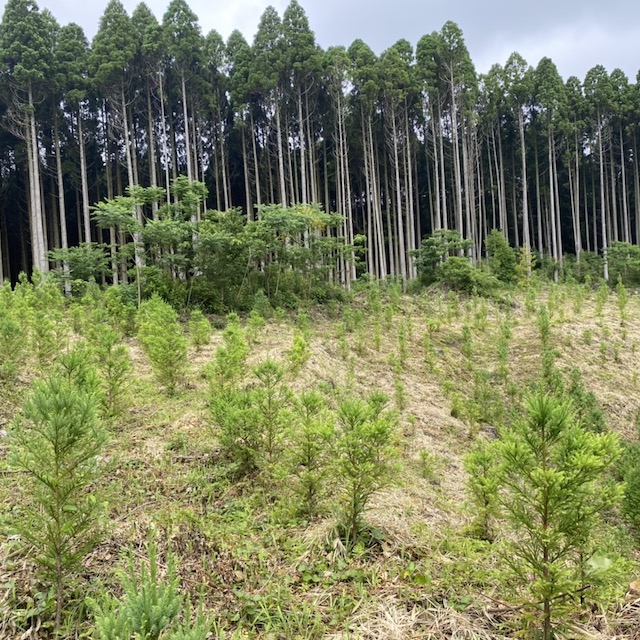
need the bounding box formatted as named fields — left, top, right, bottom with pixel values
left=4, top=0, right=640, bottom=81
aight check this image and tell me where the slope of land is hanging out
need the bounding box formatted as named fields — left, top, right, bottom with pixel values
left=1, top=283, right=640, bottom=639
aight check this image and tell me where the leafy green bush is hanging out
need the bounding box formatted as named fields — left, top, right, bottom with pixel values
left=9, top=364, right=107, bottom=629
left=92, top=328, right=131, bottom=417
left=102, top=285, right=138, bottom=336
left=287, top=332, right=311, bottom=375
left=207, top=314, right=249, bottom=395
left=48, top=242, right=111, bottom=284
left=623, top=464, right=640, bottom=532
left=485, top=229, right=517, bottom=284
left=565, top=369, right=606, bottom=433
left=436, top=257, right=498, bottom=295
left=188, top=309, right=212, bottom=351
left=252, top=360, right=292, bottom=466
left=463, top=442, right=500, bottom=541
left=90, top=534, right=210, bottom=640
left=212, top=359, right=291, bottom=477
left=334, top=393, right=398, bottom=547
left=286, top=391, right=335, bottom=518
left=494, top=393, right=622, bottom=639
left=211, top=387, right=261, bottom=476
left=0, top=308, right=27, bottom=382
left=414, top=230, right=472, bottom=283
left=141, top=266, right=188, bottom=311
left=609, top=242, right=640, bottom=286
left=138, top=295, right=188, bottom=394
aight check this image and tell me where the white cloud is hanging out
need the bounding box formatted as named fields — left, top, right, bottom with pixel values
left=474, top=22, right=640, bottom=80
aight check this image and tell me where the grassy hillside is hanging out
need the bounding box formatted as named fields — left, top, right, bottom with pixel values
left=1, top=281, right=640, bottom=639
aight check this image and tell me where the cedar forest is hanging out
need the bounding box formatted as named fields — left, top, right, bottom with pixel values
left=1, top=0, right=640, bottom=639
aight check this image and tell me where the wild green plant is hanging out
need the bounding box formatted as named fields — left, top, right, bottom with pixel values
left=582, top=329, right=593, bottom=345
left=212, top=360, right=290, bottom=476
left=253, top=360, right=291, bottom=465
left=211, top=387, right=261, bottom=476
left=418, top=450, right=441, bottom=485
left=613, top=341, right=622, bottom=363
left=494, top=393, right=622, bottom=640
left=524, top=286, right=537, bottom=315
left=208, top=315, right=250, bottom=395
left=595, top=281, right=608, bottom=316
left=461, top=324, right=473, bottom=361
left=295, top=309, right=312, bottom=338
left=354, top=321, right=367, bottom=356
left=463, top=442, right=500, bottom=541
left=90, top=534, right=209, bottom=640
left=342, top=306, right=356, bottom=333
left=92, top=328, right=131, bottom=417
left=69, top=303, right=86, bottom=335
left=537, top=306, right=560, bottom=389
left=101, top=286, right=137, bottom=336
left=9, top=369, right=108, bottom=629
left=338, top=335, right=349, bottom=360
left=620, top=443, right=640, bottom=531
left=252, top=289, right=273, bottom=319
left=446, top=291, right=460, bottom=319
left=404, top=413, right=417, bottom=440
left=366, top=282, right=383, bottom=316
left=246, top=309, right=266, bottom=345
left=397, top=320, right=408, bottom=366
left=373, top=320, right=382, bottom=351
left=287, top=332, right=311, bottom=376
left=0, top=307, right=27, bottom=382
left=616, top=277, right=628, bottom=324
left=472, top=369, right=503, bottom=426
left=572, top=287, right=582, bottom=315
left=32, top=308, right=61, bottom=368
left=474, top=298, right=489, bottom=332
left=334, top=393, right=398, bottom=547
left=565, top=369, right=606, bottom=433
left=383, top=303, right=394, bottom=329
left=188, top=308, right=212, bottom=351
left=138, top=295, right=188, bottom=394
left=486, top=229, right=517, bottom=284
left=496, top=321, right=511, bottom=382
left=286, top=391, right=334, bottom=518
left=394, top=374, right=407, bottom=412
left=422, top=331, right=436, bottom=369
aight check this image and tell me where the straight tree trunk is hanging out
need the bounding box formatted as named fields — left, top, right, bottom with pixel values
left=599, top=112, right=609, bottom=281
left=146, top=86, right=159, bottom=219
left=519, top=109, right=531, bottom=266
left=181, top=73, right=193, bottom=182
left=28, top=84, right=47, bottom=273
left=275, top=95, right=287, bottom=207
left=619, top=125, right=630, bottom=243
left=250, top=110, right=262, bottom=210
left=391, top=114, right=407, bottom=288
left=298, top=86, right=307, bottom=204
left=54, top=119, right=71, bottom=295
